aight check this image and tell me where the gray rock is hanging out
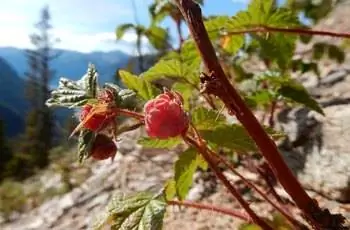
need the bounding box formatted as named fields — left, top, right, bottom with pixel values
left=276, top=105, right=350, bottom=202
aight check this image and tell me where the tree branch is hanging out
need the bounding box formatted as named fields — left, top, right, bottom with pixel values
left=167, top=200, right=250, bottom=221
left=173, top=0, right=347, bottom=229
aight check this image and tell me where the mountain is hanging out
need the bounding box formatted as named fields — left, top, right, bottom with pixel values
left=0, top=57, right=28, bottom=137
left=0, top=47, right=132, bottom=137
left=0, top=47, right=130, bottom=87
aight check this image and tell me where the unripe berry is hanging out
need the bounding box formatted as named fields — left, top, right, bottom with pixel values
left=143, top=91, right=189, bottom=139
left=91, top=134, right=117, bottom=160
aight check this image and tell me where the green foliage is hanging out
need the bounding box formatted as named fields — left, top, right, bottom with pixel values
left=200, top=124, right=258, bottom=152
left=173, top=148, right=207, bottom=200
left=119, top=70, right=160, bottom=101
left=95, top=192, right=166, bottom=230
left=142, top=59, right=200, bottom=86
left=46, top=64, right=98, bottom=108
left=77, top=129, right=95, bottom=163
left=138, top=137, right=182, bottom=149
left=0, top=180, right=26, bottom=219
left=191, top=107, right=226, bottom=130
left=278, top=79, right=324, bottom=115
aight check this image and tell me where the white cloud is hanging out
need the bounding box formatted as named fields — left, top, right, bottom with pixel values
left=0, top=0, right=146, bottom=53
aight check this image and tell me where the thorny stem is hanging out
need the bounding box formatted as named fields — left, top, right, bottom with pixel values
left=222, top=25, right=350, bottom=39
left=183, top=133, right=273, bottom=230
left=174, top=0, right=346, bottom=229
left=167, top=200, right=250, bottom=221
left=211, top=151, right=306, bottom=229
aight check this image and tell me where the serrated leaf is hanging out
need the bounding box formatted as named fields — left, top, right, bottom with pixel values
left=238, top=223, right=263, bottom=230
left=138, top=137, right=182, bottom=149
left=278, top=80, right=324, bottom=115
left=46, top=64, right=98, bottom=108
left=221, top=35, right=244, bottom=54
left=116, top=23, right=135, bottom=39
left=205, top=15, right=231, bottom=39
left=119, top=70, right=159, bottom=101
left=191, top=107, right=226, bottom=130
left=164, top=179, right=176, bottom=201
left=142, top=59, right=199, bottom=86
left=174, top=148, right=201, bottom=200
left=172, top=82, right=194, bottom=110
left=200, top=124, right=257, bottom=152
left=254, top=32, right=297, bottom=70
left=104, top=192, right=166, bottom=230
left=197, top=154, right=208, bottom=171
left=328, top=44, right=345, bottom=63
left=78, top=129, right=95, bottom=163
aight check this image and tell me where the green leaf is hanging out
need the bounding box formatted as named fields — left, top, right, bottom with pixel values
left=254, top=32, right=297, bottom=70
left=78, top=129, right=95, bottom=163
left=98, top=192, right=166, bottom=230
left=164, top=179, right=176, bottom=201
left=200, top=124, right=257, bottom=152
left=46, top=64, right=98, bottom=108
left=174, top=148, right=202, bottom=200
left=328, top=44, right=345, bottom=63
left=278, top=79, right=324, bottom=115
left=191, top=107, right=226, bottom=130
left=221, top=35, right=245, bottom=54
left=104, top=83, right=139, bottom=110
left=238, top=223, right=263, bottom=230
left=142, top=59, right=199, bottom=86
left=119, top=70, right=159, bottom=101
left=138, top=137, right=182, bottom=149
left=116, top=23, right=135, bottom=39
left=172, top=82, right=194, bottom=110
left=146, top=25, right=169, bottom=50
left=205, top=16, right=231, bottom=39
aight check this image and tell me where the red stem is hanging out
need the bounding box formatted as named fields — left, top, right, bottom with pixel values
left=184, top=134, right=273, bottom=230
left=173, top=0, right=346, bottom=229
left=167, top=200, right=250, bottom=221
left=115, top=108, right=145, bottom=120
left=211, top=151, right=305, bottom=229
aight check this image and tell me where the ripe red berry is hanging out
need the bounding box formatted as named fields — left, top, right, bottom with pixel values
left=143, top=91, right=189, bottom=139
left=91, top=134, right=117, bottom=160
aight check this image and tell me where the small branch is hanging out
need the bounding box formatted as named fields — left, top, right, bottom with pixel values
left=167, top=200, right=250, bottom=221
left=268, top=100, right=277, bottom=128
left=223, top=25, right=350, bottom=39
left=174, top=0, right=346, bottom=229
left=115, top=108, right=145, bottom=120
left=211, top=151, right=306, bottom=229
left=183, top=133, right=273, bottom=230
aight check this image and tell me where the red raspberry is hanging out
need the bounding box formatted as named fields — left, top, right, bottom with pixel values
left=143, top=91, right=189, bottom=139
left=80, top=104, right=110, bottom=131
left=91, top=134, right=117, bottom=160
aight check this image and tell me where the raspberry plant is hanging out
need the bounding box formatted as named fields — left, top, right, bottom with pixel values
left=46, top=0, right=349, bottom=229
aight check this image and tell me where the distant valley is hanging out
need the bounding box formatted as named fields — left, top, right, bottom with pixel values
left=0, top=47, right=132, bottom=137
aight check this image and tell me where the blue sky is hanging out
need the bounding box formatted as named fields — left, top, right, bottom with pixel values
left=0, top=0, right=251, bottom=54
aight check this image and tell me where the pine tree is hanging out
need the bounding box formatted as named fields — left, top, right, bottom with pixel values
left=0, top=119, right=13, bottom=180
left=18, top=5, right=59, bottom=176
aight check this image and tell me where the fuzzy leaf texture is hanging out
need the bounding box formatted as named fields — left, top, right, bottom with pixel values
left=200, top=124, right=258, bottom=152
left=278, top=79, right=324, bottom=115
left=119, top=70, right=160, bottom=101
left=94, top=192, right=166, bottom=230
left=46, top=64, right=98, bottom=108
left=191, top=107, right=226, bottom=130
left=174, top=148, right=207, bottom=200
left=142, top=59, right=200, bottom=86
left=78, top=129, right=95, bottom=163
left=138, top=137, right=182, bottom=149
